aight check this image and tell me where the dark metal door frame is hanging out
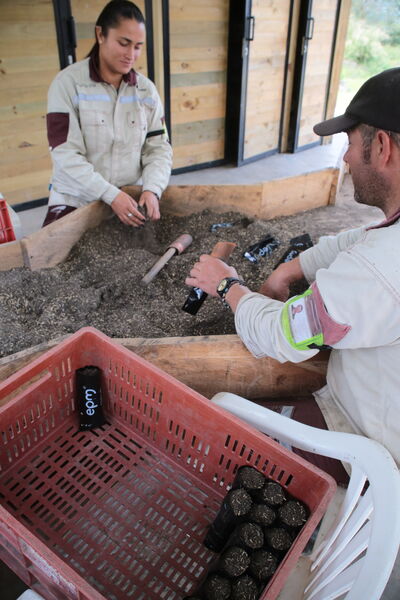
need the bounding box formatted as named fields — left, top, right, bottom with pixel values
left=224, top=0, right=252, bottom=166
left=52, top=0, right=76, bottom=69
left=161, top=0, right=171, bottom=142
left=286, top=0, right=316, bottom=152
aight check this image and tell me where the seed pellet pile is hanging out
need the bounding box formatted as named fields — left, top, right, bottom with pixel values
left=0, top=175, right=382, bottom=358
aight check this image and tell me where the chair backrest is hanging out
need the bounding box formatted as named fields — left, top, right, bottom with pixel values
left=211, top=392, right=400, bottom=600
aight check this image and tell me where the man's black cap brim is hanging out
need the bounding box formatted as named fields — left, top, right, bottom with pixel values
left=313, top=113, right=359, bottom=136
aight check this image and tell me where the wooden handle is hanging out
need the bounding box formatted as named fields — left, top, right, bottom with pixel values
left=169, top=233, right=193, bottom=254
left=210, top=241, right=236, bottom=262
left=141, top=247, right=176, bottom=285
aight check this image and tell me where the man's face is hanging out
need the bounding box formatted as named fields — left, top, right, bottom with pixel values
left=343, top=128, right=388, bottom=211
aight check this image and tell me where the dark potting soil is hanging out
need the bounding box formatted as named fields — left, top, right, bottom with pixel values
left=219, top=546, right=251, bottom=578
left=0, top=175, right=382, bottom=358
left=255, top=481, right=287, bottom=507
left=249, top=549, right=278, bottom=581
left=203, top=573, right=232, bottom=600
left=264, top=527, right=293, bottom=553
left=231, top=574, right=259, bottom=600
left=246, top=504, right=276, bottom=527
left=233, top=465, right=266, bottom=492
left=278, top=499, right=308, bottom=528
left=230, top=522, right=264, bottom=551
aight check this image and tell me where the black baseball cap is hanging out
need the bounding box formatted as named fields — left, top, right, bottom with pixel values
left=313, top=67, right=400, bottom=136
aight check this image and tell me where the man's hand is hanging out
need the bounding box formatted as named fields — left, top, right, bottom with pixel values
left=258, top=257, right=304, bottom=301
left=139, top=190, right=160, bottom=221
left=258, top=269, right=291, bottom=301
left=111, top=191, right=146, bottom=227
left=185, top=255, right=239, bottom=296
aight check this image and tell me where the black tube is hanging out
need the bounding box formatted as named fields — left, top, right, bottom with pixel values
left=182, top=286, right=208, bottom=315
left=76, top=365, right=106, bottom=431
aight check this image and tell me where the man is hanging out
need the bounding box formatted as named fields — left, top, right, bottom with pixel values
left=186, top=67, right=400, bottom=467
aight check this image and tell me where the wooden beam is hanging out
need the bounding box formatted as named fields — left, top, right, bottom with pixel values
left=0, top=333, right=329, bottom=404
left=20, top=200, right=112, bottom=270
left=323, top=0, right=352, bottom=145
left=1, top=174, right=338, bottom=272
left=280, top=0, right=301, bottom=152
left=0, top=239, right=24, bottom=270
left=260, top=168, right=338, bottom=219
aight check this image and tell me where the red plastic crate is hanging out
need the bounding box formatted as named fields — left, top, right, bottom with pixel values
left=0, top=198, right=16, bottom=244
left=0, top=327, right=336, bottom=600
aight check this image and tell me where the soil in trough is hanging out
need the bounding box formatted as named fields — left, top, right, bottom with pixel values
left=0, top=175, right=382, bottom=358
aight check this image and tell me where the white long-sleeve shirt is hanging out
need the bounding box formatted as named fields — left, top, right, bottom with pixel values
left=46, top=57, right=172, bottom=208
left=235, top=218, right=400, bottom=466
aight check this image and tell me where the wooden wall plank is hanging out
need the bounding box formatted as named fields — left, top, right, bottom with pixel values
left=172, top=139, right=226, bottom=168
left=260, top=169, right=338, bottom=219
left=0, top=0, right=59, bottom=206
left=169, top=0, right=229, bottom=169
left=171, top=82, right=226, bottom=125
left=243, top=0, right=291, bottom=161
left=297, top=1, right=338, bottom=149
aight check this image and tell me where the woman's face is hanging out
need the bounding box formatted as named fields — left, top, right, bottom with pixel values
left=96, top=18, right=146, bottom=77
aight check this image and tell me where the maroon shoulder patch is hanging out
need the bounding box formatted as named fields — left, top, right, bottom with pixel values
left=47, top=112, right=70, bottom=149
left=310, top=281, right=351, bottom=345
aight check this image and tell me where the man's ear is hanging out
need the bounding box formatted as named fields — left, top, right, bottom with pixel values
left=375, top=130, right=392, bottom=167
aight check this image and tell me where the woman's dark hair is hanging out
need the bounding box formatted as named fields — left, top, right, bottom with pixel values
left=88, top=1, right=145, bottom=56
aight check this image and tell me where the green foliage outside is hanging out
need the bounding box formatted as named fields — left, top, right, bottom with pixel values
left=338, top=0, right=400, bottom=109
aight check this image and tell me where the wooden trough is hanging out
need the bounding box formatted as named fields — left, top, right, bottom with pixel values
left=0, top=177, right=333, bottom=398
left=0, top=332, right=329, bottom=404
left=0, top=172, right=338, bottom=271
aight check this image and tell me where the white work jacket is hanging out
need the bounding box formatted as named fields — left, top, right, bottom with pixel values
left=46, top=57, right=172, bottom=208
left=235, top=216, right=400, bottom=466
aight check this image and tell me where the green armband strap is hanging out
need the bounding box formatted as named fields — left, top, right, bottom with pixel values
left=281, top=289, right=324, bottom=351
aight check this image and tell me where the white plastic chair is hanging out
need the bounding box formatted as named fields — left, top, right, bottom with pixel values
left=211, top=392, right=400, bottom=600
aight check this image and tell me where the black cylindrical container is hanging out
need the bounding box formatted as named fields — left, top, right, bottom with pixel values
left=204, top=488, right=253, bottom=552
left=182, top=286, right=208, bottom=315
left=248, top=548, right=278, bottom=582
left=273, top=233, right=313, bottom=269
left=232, top=465, right=266, bottom=494
left=230, top=573, right=260, bottom=600
left=243, top=235, right=279, bottom=264
left=278, top=499, right=308, bottom=529
left=263, top=526, right=293, bottom=554
left=76, top=365, right=106, bottom=431
left=246, top=503, right=276, bottom=527
left=202, top=573, right=232, bottom=600
left=218, top=545, right=251, bottom=578
left=226, top=522, right=264, bottom=553
left=254, top=480, right=286, bottom=507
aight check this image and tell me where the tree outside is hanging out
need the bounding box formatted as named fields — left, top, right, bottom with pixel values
left=336, top=0, right=400, bottom=113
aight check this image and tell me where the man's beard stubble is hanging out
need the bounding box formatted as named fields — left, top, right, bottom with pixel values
left=353, top=166, right=390, bottom=213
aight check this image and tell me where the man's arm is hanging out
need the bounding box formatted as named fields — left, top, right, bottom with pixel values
left=258, top=256, right=303, bottom=301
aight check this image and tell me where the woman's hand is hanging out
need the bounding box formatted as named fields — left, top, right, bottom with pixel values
left=111, top=191, right=146, bottom=226
left=139, top=190, right=160, bottom=221
left=185, top=255, right=239, bottom=297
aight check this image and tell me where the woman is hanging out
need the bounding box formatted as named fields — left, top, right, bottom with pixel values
left=43, top=0, right=172, bottom=227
